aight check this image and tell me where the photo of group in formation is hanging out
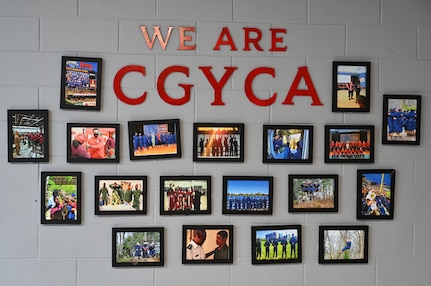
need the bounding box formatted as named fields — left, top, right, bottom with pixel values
left=61, top=56, right=102, bottom=110
left=289, top=175, right=338, bottom=212
left=160, top=176, right=210, bottom=215
left=383, top=95, right=421, bottom=145
left=112, top=227, right=164, bottom=267
left=319, top=226, right=368, bottom=263
left=325, top=125, right=374, bottom=163
left=41, top=172, right=81, bottom=224
left=263, top=125, right=313, bottom=163
left=182, top=225, right=233, bottom=264
left=68, top=123, right=118, bottom=162
left=96, top=176, right=146, bottom=215
left=8, top=110, right=48, bottom=162
left=252, top=225, right=301, bottom=264
left=222, top=176, right=273, bottom=214
left=193, top=123, right=244, bottom=162
left=357, top=169, right=395, bottom=219
left=128, top=119, right=181, bottom=160
left=333, top=61, right=370, bottom=112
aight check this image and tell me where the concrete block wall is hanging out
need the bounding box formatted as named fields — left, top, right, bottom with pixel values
left=0, top=0, right=430, bottom=285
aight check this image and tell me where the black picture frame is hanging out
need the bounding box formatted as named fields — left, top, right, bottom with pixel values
left=128, top=119, right=181, bottom=160
left=7, top=109, right=49, bottom=163
left=112, top=227, right=164, bottom=267
left=182, top=225, right=233, bottom=264
left=288, top=174, right=338, bottom=212
left=95, top=176, right=147, bottom=215
left=357, top=169, right=396, bottom=220
left=67, top=123, right=120, bottom=163
left=319, top=225, right=369, bottom=264
left=382, top=94, right=421, bottom=145
left=251, top=225, right=302, bottom=264
left=60, top=56, right=102, bottom=111
left=332, top=61, right=371, bottom=112
left=193, top=122, right=244, bottom=162
left=41, top=171, right=81, bottom=225
left=263, top=124, right=313, bottom=163
left=222, top=176, right=273, bottom=215
left=159, top=175, right=211, bottom=215
left=325, top=125, right=374, bottom=163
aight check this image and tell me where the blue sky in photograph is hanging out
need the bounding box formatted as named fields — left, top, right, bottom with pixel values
left=227, top=179, right=269, bottom=195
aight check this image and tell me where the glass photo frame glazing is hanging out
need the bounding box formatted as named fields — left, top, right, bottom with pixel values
left=263, top=125, right=313, bottom=163
left=288, top=174, right=338, bottom=212
left=112, top=227, right=164, bottom=267
left=128, top=119, right=181, bottom=160
left=182, top=225, right=234, bottom=264
left=95, top=176, right=147, bottom=215
left=382, top=94, right=421, bottom=145
left=8, top=109, right=49, bottom=162
left=193, top=123, right=244, bottom=162
left=67, top=123, right=120, bottom=163
left=319, top=225, right=369, bottom=264
left=41, top=172, right=81, bottom=225
left=357, top=169, right=395, bottom=220
left=332, top=61, right=371, bottom=112
left=222, top=176, right=273, bottom=215
left=160, top=176, right=211, bottom=215
left=325, top=125, right=374, bottom=163
left=251, top=225, right=302, bottom=264
left=60, top=56, right=102, bottom=110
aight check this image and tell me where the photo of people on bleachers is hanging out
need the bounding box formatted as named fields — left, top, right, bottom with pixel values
left=63, top=58, right=100, bottom=108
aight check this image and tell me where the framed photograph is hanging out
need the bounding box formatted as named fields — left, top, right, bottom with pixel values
left=182, top=225, right=233, bottom=264
left=128, top=119, right=181, bottom=160
left=112, top=227, right=164, bottom=267
left=222, top=176, right=273, bottom=215
left=319, top=225, right=369, bottom=264
left=263, top=124, right=313, bottom=163
left=60, top=56, right=102, bottom=110
left=251, top=225, right=302, bottom=264
left=382, top=94, right=421, bottom=145
left=357, top=169, right=396, bottom=219
left=41, top=172, right=81, bottom=224
left=332, top=61, right=371, bottom=112
left=288, top=174, right=338, bottom=212
left=95, top=176, right=147, bottom=215
left=67, top=123, right=119, bottom=163
left=160, top=176, right=211, bottom=215
left=325, top=125, right=374, bottom=163
left=193, top=122, right=244, bottom=162
left=7, top=109, right=49, bottom=162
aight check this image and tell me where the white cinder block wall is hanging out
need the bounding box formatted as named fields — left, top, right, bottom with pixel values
left=1, top=0, right=430, bottom=285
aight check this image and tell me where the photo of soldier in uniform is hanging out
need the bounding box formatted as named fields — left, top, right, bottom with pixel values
left=222, top=176, right=273, bottom=215
left=95, top=176, right=147, bottom=215
left=251, top=225, right=302, bottom=264
left=289, top=175, right=338, bottom=212
left=112, top=227, right=164, bottom=267
left=182, top=225, right=233, bottom=264
left=128, top=119, right=181, bottom=160
left=160, top=176, right=211, bottom=215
